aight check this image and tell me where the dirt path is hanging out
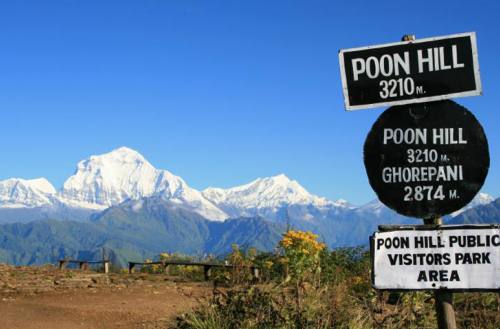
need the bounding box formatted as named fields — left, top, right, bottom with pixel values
left=0, top=265, right=212, bottom=329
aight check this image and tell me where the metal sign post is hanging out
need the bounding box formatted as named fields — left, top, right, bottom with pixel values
left=363, top=99, right=490, bottom=329
left=424, top=217, right=456, bottom=329
left=341, top=33, right=494, bottom=329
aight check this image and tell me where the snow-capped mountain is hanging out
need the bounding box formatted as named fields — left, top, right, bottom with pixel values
left=203, top=174, right=331, bottom=208
left=0, top=146, right=495, bottom=225
left=61, top=147, right=172, bottom=206
left=355, top=199, right=385, bottom=216
left=58, top=147, right=227, bottom=220
left=0, top=178, right=56, bottom=208
left=202, top=174, right=352, bottom=220
left=0, top=147, right=227, bottom=221
left=450, top=192, right=495, bottom=217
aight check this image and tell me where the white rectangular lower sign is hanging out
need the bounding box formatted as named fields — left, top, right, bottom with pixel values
left=371, top=226, right=500, bottom=290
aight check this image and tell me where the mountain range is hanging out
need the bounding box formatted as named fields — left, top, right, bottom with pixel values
left=0, top=147, right=497, bottom=266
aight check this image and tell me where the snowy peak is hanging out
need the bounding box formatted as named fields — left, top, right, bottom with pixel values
left=203, top=174, right=332, bottom=210
left=474, top=192, right=495, bottom=204
left=0, top=178, right=56, bottom=208
left=88, top=146, right=147, bottom=164
left=61, top=146, right=170, bottom=206
left=451, top=192, right=495, bottom=217
left=59, top=147, right=227, bottom=220
left=332, top=199, right=353, bottom=208
left=24, top=178, right=56, bottom=195
left=355, top=199, right=387, bottom=217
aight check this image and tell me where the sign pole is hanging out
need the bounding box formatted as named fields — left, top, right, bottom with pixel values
left=424, top=216, right=457, bottom=329
left=409, top=31, right=456, bottom=328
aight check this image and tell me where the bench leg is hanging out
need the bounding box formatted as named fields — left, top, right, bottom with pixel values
left=129, top=263, right=135, bottom=274
left=104, top=262, right=110, bottom=274
left=59, top=261, right=67, bottom=270
left=203, top=265, right=212, bottom=281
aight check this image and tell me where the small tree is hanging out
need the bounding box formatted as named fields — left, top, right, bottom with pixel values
left=279, top=230, right=326, bottom=326
left=279, top=230, right=325, bottom=284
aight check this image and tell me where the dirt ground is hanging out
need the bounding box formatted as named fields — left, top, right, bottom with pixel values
left=0, top=264, right=212, bottom=329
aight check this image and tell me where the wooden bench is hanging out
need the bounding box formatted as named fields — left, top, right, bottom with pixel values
left=59, top=259, right=111, bottom=274
left=127, top=260, right=259, bottom=280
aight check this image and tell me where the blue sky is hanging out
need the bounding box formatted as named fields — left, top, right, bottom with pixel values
left=0, top=0, right=498, bottom=205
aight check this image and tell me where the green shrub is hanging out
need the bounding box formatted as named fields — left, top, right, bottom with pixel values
left=176, top=230, right=500, bottom=329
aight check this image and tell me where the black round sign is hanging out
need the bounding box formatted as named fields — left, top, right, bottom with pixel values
left=364, top=100, right=489, bottom=218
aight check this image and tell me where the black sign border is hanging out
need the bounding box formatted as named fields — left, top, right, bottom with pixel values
left=339, top=32, right=482, bottom=111
left=370, top=224, right=500, bottom=292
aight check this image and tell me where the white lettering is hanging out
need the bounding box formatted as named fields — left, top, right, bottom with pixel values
left=366, top=56, right=380, bottom=79
left=439, top=47, right=451, bottom=70
left=418, top=48, right=434, bottom=73
left=351, top=58, right=365, bottom=81
left=452, top=45, right=464, bottom=68
left=380, top=54, right=394, bottom=77
left=394, top=52, right=410, bottom=76
left=382, top=128, right=427, bottom=145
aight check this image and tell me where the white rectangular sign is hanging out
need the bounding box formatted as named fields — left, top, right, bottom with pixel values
left=371, top=226, right=500, bottom=290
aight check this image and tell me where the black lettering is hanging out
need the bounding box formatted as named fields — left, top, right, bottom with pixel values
left=388, top=254, right=399, bottom=265
left=377, top=238, right=384, bottom=250
left=450, top=234, right=500, bottom=247
left=417, top=271, right=427, bottom=282
left=455, top=252, right=491, bottom=264
left=434, top=253, right=442, bottom=265
left=415, top=253, right=425, bottom=265
left=482, top=252, right=491, bottom=264
left=443, top=253, right=451, bottom=265
left=450, top=270, right=460, bottom=281
left=477, top=235, right=485, bottom=247
left=493, top=235, right=500, bottom=246
left=403, top=253, right=412, bottom=265
left=414, top=236, right=424, bottom=248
